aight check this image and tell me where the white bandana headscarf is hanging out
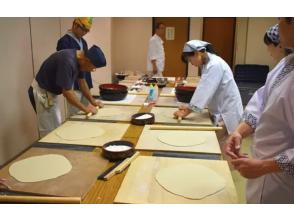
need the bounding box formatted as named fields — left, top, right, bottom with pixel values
left=183, top=40, right=211, bottom=52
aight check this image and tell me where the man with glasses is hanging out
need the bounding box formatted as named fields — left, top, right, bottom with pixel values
left=57, top=17, right=97, bottom=116
left=28, top=45, right=106, bottom=138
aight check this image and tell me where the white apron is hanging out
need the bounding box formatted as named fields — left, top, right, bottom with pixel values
left=189, top=53, right=243, bottom=134
left=67, top=89, right=89, bottom=116
left=246, top=53, right=294, bottom=203
left=31, top=79, right=62, bottom=138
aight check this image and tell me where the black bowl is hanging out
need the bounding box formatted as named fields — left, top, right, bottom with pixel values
left=115, top=73, right=129, bottom=80
left=99, top=84, right=128, bottom=101
left=102, top=140, right=134, bottom=161
left=131, top=113, right=155, bottom=125
left=175, top=86, right=196, bottom=103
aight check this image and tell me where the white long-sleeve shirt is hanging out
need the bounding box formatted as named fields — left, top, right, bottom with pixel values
left=245, top=53, right=294, bottom=203
left=147, top=34, right=165, bottom=75
left=189, top=53, right=243, bottom=134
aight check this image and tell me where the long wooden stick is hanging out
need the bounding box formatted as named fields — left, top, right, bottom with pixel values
left=103, top=102, right=143, bottom=107
left=104, top=152, right=140, bottom=180
left=149, top=125, right=222, bottom=131
left=0, top=195, right=81, bottom=204
left=86, top=106, right=99, bottom=119
left=159, top=93, right=175, bottom=97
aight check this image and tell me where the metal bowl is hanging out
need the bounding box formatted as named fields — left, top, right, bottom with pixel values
left=175, top=86, right=196, bottom=103
left=156, top=77, right=168, bottom=88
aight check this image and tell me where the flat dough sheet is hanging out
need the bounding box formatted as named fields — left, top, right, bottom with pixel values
left=157, top=132, right=206, bottom=147
left=96, top=107, right=123, bottom=117
left=9, top=154, right=72, bottom=183
left=155, top=163, right=226, bottom=199
left=72, top=105, right=140, bottom=122
left=55, top=123, right=105, bottom=140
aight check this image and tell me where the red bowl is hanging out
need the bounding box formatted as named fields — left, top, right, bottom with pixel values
left=99, top=84, right=128, bottom=101
left=99, top=84, right=128, bottom=92
left=175, top=86, right=196, bottom=103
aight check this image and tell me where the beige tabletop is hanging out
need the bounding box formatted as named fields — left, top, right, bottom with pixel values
left=135, top=125, right=221, bottom=154
left=114, top=156, right=238, bottom=204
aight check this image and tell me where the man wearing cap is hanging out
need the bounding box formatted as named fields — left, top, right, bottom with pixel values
left=28, top=45, right=106, bottom=137
left=57, top=17, right=94, bottom=116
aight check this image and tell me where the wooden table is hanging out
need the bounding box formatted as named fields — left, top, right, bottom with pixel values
left=1, top=84, right=236, bottom=204
left=81, top=104, right=228, bottom=204
left=82, top=105, right=153, bottom=204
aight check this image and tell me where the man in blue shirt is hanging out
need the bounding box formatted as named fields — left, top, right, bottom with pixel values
left=29, top=45, right=106, bottom=137
left=57, top=17, right=94, bottom=116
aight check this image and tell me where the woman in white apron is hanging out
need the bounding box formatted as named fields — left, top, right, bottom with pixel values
left=225, top=20, right=294, bottom=203
left=174, top=40, right=243, bottom=149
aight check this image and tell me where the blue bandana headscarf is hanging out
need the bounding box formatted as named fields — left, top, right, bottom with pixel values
left=266, top=24, right=280, bottom=45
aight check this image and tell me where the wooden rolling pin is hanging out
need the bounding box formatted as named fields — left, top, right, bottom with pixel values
left=103, top=102, right=142, bottom=107
left=0, top=195, right=81, bottom=204
left=104, top=152, right=140, bottom=180
left=159, top=93, right=175, bottom=97
left=149, top=125, right=223, bottom=131
left=86, top=106, right=99, bottom=119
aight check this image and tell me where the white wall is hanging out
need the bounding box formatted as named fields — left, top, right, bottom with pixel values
left=60, top=18, right=112, bottom=95
left=0, top=17, right=112, bottom=166
left=111, top=18, right=152, bottom=75
left=0, top=18, right=38, bottom=166
left=234, top=18, right=248, bottom=65
left=86, top=18, right=112, bottom=94
left=235, top=17, right=278, bottom=70
left=188, top=17, right=203, bottom=76
left=30, top=18, right=67, bottom=122
left=245, top=18, right=278, bottom=69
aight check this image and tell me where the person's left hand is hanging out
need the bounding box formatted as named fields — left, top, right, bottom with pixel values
left=231, top=158, right=268, bottom=179
left=173, top=105, right=192, bottom=119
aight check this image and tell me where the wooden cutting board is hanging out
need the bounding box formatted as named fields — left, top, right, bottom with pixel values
left=39, top=121, right=129, bottom=147
left=151, top=107, right=213, bottom=126
left=100, top=94, right=147, bottom=106
left=0, top=147, right=108, bottom=198
left=155, top=96, right=182, bottom=107
left=135, top=125, right=221, bottom=154
left=71, top=105, right=140, bottom=122
left=114, top=156, right=238, bottom=204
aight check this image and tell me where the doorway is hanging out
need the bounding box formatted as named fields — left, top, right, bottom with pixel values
left=202, top=18, right=236, bottom=68
left=153, top=17, right=190, bottom=77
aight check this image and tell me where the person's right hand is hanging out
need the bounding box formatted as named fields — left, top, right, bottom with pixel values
left=224, top=131, right=245, bottom=159
left=173, top=105, right=192, bottom=119
left=85, top=105, right=98, bottom=115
